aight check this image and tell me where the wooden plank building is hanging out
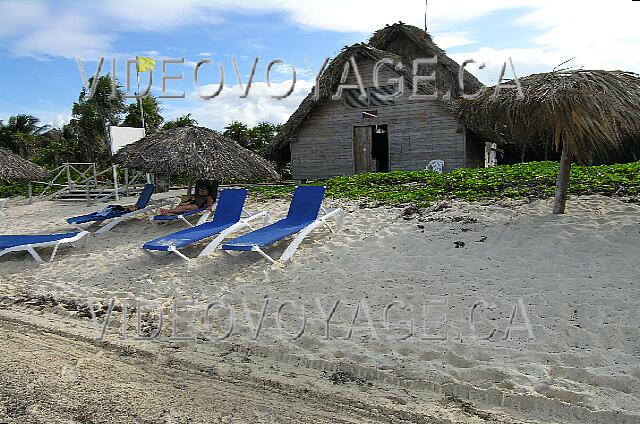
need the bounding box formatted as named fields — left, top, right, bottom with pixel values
left=265, top=23, right=487, bottom=179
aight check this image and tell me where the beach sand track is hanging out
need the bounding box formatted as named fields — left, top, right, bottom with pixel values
left=1, top=193, right=639, bottom=423
left=0, top=308, right=526, bottom=424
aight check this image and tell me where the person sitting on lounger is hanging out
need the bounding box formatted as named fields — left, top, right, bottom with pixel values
left=159, top=180, right=215, bottom=216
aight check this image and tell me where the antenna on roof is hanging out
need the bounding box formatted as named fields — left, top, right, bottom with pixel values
left=553, top=57, right=577, bottom=72
left=424, top=0, right=428, bottom=32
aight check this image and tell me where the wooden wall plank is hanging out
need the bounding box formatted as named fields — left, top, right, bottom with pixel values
left=291, top=53, right=469, bottom=179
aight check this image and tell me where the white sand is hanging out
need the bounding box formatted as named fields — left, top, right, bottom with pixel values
left=1, top=192, right=639, bottom=423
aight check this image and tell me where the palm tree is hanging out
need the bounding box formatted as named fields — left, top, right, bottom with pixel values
left=249, top=122, right=282, bottom=152
left=162, top=113, right=198, bottom=130
left=223, top=121, right=250, bottom=147
left=0, top=114, right=50, bottom=158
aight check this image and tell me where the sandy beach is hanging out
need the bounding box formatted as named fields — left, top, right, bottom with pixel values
left=0, top=191, right=638, bottom=423
left=4, top=0, right=640, bottom=420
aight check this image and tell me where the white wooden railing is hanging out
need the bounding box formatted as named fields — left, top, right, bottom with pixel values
left=30, top=163, right=149, bottom=205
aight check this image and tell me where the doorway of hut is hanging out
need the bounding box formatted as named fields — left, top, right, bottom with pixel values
left=353, top=124, right=389, bottom=173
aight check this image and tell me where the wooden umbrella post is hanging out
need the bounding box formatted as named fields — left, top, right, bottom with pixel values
left=553, top=143, right=572, bottom=214
left=187, top=177, right=193, bottom=195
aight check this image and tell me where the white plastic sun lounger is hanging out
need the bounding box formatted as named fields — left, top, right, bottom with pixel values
left=0, top=231, right=90, bottom=263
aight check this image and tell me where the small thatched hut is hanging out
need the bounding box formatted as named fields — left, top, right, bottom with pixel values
left=264, top=23, right=488, bottom=178
left=0, top=149, right=47, bottom=182
left=114, top=126, right=279, bottom=181
left=455, top=70, right=640, bottom=213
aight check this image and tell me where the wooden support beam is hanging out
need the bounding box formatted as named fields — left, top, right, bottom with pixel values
left=553, top=144, right=572, bottom=214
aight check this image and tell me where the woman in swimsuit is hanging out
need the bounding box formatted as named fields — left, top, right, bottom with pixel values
left=159, top=183, right=214, bottom=215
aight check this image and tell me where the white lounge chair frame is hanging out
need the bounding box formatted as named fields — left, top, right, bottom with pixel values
left=149, top=201, right=215, bottom=227
left=237, top=206, right=344, bottom=265
left=72, top=199, right=172, bottom=234
left=146, top=211, right=270, bottom=261
left=150, top=202, right=256, bottom=229
left=0, top=231, right=90, bottom=263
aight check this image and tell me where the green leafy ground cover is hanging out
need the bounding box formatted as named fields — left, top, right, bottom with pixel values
left=4, top=161, right=638, bottom=206
left=248, top=161, right=640, bottom=207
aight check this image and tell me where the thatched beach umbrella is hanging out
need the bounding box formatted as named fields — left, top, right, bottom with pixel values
left=455, top=70, right=640, bottom=213
left=0, top=149, right=47, bottom=181
left=114, top=126, right=280, bottom=180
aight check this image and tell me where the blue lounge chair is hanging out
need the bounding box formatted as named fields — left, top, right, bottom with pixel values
left=150, top=180, right=220, bottom=227
left=142, top=189, right=268, bottom=261
left=0, top=231, right=89, bottom=263
left=221, top=186, right=343, bottom=264
left=67, top=184, right=166, bottom=234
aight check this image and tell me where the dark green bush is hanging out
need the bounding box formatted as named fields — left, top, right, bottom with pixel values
left=0, top=180, right=29, bottom=197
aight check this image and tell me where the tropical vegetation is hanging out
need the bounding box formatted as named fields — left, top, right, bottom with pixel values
left=249, top=161, right=640, bottom=207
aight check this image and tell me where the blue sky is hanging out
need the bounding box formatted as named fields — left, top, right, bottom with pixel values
left=1, top=0, right=639, bottom=130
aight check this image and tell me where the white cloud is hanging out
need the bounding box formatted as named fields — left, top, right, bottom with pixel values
left=98, top=1, right=222, bottom=31
left=3, top=0, right=640, bottom=129
left=448, top=47, right=567, bottom=87
left=55, top=114, right=69, bottom=128
left=0, top=1, right=223, bottom=59
left=519, top=1, right=640, bottom=71
left=161, top=78, right=314, bottom=130
left=448, top=1, right=640, bottom=85
left=262, top=0, right=532, bottom=33
left=12, top=17, right=116, bottom=59
left=0, top=0, right=529, bottom=59
left=3, top=0, right=639, bottom=76
left=433, top=32, right=477, bottom=49
left=0, top=2, right=49, bottom=37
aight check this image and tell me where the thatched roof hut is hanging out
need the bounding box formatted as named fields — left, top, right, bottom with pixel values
left=264, top=23, right=484, bottom=164
left=263, top=43, right=413, bottom=163
left=114, top=126, right=280, bottom=180
left=0, top=149, right=47, bottom=181
left=368, top=23, right=484, bottom=97
left=455, top=70, right=640, bottom=213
